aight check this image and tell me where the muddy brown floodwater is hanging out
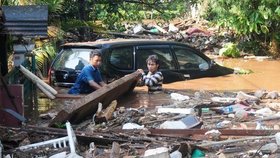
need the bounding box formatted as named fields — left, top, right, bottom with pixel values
left=39, top=58, right=280, bottom=112
left=164, top=58, right=280, bottom=91
left=119, top=58, right=280, bottom=108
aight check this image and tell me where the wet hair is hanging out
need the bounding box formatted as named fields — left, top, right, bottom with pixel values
left=146, top=55, right=159, bottom=65
left=90, top=49, right=101, bottom=59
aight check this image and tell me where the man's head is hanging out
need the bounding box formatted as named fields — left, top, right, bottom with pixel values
left=89, top=50, right=102, bottom=68
left=146, top=55, right=159, bottom=73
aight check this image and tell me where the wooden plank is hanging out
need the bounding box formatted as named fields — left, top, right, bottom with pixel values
left=95, top=100, right=117, bottom=123
left=49, top=71, right=141, bottom=126
left=148, top=129, right=280, bottom=137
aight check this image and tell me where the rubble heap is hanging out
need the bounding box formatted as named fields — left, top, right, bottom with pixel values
left=2, top=89, right=280, bottom=157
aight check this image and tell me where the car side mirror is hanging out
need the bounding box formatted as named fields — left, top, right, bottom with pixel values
left=199, top=63, right=209, bottom=71
left=211, top=60, right=216, bottom=66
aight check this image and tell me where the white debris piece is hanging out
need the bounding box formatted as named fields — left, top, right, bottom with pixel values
left=170, top=93, right=190, bottom=101
left=168, top=23, right=179, bottom=33
left=122, top=123, right=145, bottom=129
left=255, top=107, right=274, bottom=117
left=170, top=150, right=182, bottom=158
left=254, top=90, right=267, bottom=98
left=260, top=143, right=278, bottom=154
left=266, top=91, right=279, bottom=99
left=275, top=133, right=280, bottom=146
left=133, top=24, right=145, bottom=34
left=0, top=140, right=2, bottom=158
left=211, top=97, right=237, bottom=103
left=144, top=147, right=169, bottom=158
left=236, top=91, right=259, bottom=102
left=216, top=120, right=232, bottom=128
left=266, top=103, right=280, bottom=111
left=157, top=107, right=195, bottom=115
left=17, top=122, right=83, bottom=158
left=49, top=152, right=67, bottom=158
left=205, top=129, right=221, bottom=136
left=160, top=120, right=187, bottom=129
left=3, top=155, right=11, bottom=158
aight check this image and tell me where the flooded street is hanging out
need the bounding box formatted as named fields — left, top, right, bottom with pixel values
left=39, top=58, right=280, bottom=111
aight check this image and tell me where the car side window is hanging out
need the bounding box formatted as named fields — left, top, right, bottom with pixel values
left=109, top=47, right=133, bottom=70
left=174, top=48, right=209, bottom=71
left=136, top=47, right=175, bottom=70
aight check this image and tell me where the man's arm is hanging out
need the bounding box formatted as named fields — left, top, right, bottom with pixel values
left=88, top=80, right=102, bottom=90
left=99, top=81, right=107, bottom=87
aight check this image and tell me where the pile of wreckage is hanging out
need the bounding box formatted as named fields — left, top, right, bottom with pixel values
left=121, top=19, right=235, bottom=54
left=1, top=83, right=280, bottom=157
left=71, top=18, right=235, bottom=55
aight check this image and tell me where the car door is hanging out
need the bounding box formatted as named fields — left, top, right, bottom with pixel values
left=105, top=46, right=134, bottom=81
left=171, top=45, right=210, bottom=79
left=135, top=45, right=186, bottom=83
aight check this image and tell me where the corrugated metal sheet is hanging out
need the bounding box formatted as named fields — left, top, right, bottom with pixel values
left=1, top=5, right=48, bottom=37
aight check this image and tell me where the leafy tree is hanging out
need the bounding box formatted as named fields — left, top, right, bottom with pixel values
left=207, top=0, right=280, bottom=56
left=57, top=0, right=192, bottom=30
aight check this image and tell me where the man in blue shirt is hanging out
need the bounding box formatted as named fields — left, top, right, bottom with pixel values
left=68, top=50, right=106, bottom=94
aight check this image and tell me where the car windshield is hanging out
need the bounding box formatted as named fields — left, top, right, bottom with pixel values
left=53, top=48, right=92, bottom=71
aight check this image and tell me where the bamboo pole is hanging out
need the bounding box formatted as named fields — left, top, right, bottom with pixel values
left=19, top=65, right=57, bottom=95
left=36, top=83, right=55, bottom=99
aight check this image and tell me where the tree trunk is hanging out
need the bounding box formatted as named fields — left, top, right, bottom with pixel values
left=78, top=0, right=86, bottom=41
left=270, top=36, right=280, bottom=58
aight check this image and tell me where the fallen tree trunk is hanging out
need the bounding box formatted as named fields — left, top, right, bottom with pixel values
left=49, top=71, right=141, bottom=126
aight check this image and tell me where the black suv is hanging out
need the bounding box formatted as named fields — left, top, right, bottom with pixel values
left=49, top=39, right=233, bottom=87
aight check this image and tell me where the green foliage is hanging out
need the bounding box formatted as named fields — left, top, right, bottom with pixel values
left=90, top=0, right=189, bottom=30
left=35, top=0, right=65, bottom=14
left=3, top=0, right=64, bottom=14
left=209, top=0, right=279, bottom=35
left=1, top=0, right=33, bottom=5
left=238, top=40, right=266, bottom=56
left=219, top=43, right=240, bottom=58
left=32, top=41, right=57, bottom=73
left=61, top=19, right=105, bottom=32
left=207, top=0, right=280, bottom=55
left=53, top=123, right=66, bottom=128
